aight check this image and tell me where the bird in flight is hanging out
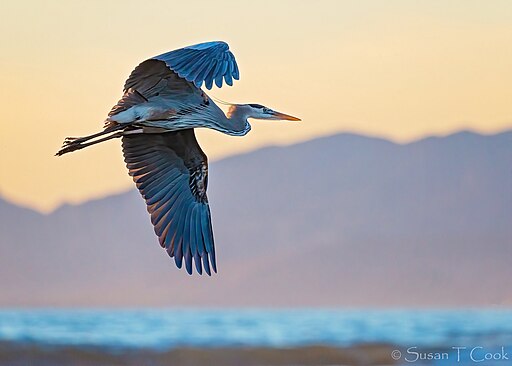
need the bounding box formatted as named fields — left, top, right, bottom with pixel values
left=56, top=41, right=300, bottom=276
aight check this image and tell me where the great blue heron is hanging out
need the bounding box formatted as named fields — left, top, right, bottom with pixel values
left=56, top=41, right=300, bottom=275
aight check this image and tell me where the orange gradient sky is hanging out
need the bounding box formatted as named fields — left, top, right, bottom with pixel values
left=0, top=0, right=511, bottom=212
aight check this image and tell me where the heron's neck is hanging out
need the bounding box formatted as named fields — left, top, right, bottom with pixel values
left=223, top=105, right=251, bottom=136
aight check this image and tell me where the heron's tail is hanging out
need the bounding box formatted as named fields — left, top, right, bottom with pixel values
left=55, top=124, right=124, bottom=156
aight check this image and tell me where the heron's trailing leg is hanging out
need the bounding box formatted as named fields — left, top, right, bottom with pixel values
left=56, top=131, right=124, bottom=156
left=61, top=124, right=123, bottom=146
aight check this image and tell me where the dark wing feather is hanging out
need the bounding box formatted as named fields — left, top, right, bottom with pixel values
left=105, top=59, right=206, bottom=125
left=122, top=130, right=216, bottom=275
left=123, top=59, right=196, bottom=98
left=152, top=41, right=239, bottom=89
left=108, top=88, right=148, bottom=117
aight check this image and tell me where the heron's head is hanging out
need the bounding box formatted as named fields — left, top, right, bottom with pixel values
left=236, top=103, right=301, bottom=121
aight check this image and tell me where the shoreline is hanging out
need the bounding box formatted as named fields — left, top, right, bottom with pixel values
left=0, top=342, right=398, bottom=366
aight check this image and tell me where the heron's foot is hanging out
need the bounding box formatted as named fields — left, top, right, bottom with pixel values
left=55, top=144, right=83, bottom=156
left=56, top=130, right=123, bottom=156
left=63, top=136, right=86, bottom=145
left=56, top=137, right=85, bottom=156
left=60, top=136, right=87, bottom=150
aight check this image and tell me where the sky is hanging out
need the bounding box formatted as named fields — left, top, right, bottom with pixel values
left=0, top=0, right=511, bottom=212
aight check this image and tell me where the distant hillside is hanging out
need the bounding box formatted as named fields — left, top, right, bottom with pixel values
left=1, top=130, right=511, bottom=307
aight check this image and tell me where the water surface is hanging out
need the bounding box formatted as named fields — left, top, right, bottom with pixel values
left=0, top=309, right=511, bottom=350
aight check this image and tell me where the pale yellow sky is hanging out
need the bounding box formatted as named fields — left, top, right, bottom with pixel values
left=0, top=0, right=511, bottom=212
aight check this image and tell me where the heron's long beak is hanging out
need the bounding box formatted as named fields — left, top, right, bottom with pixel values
left=272, top=111, right=301, bottom=121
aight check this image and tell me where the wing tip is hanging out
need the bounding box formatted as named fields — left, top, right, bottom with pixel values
left=153, top=41, right=238, bottom=90
left=172, top=250, right=216, bottom=275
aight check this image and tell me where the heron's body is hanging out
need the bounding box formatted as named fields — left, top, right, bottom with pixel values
left=57, top=41, right=299, bottom=275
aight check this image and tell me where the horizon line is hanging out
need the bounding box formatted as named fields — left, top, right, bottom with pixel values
left=1, top=126, right=510, bottom=214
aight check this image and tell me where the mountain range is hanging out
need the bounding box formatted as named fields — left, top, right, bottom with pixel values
left=1, top=130, right=511, bottom=307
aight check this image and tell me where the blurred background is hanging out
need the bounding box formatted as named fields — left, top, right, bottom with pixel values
left=0, top=0, right=511, bottom=365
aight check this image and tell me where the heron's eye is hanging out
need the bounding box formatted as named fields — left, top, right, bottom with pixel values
left=263, top=108, right=272, bottom=114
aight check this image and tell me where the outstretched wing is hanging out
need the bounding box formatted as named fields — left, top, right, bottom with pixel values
left=106, top=59, right=207, bottom=125
left=122, top=130, right=216, bottom=275
left=110, top=41, right=237, bottom=121
left=152, top=41, right=240, bottom=89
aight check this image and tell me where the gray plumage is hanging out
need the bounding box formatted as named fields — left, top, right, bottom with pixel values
left=56, top=41, right=300, bottom=275
left=122, top=130, right=215, bottom=275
